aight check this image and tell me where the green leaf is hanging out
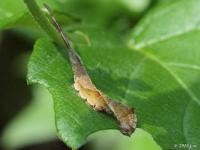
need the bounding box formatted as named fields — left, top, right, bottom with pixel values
left=26, top=28, right=162, bottom=149
left=128, top=0, right=200, bottom=149
left=0, top=0, right=43, bottom=29
left=0, top=0, right=73, bottom=30
left=27, top=37, right=119, bottom=149
left=26, top=0, right=200, bottom=149
left=1, top=85, right=56, bottom=149
left=0, top=0, right=27, bottom=29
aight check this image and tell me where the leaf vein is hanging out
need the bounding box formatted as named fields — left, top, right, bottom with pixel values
left=134, top=25, right=200, bottom=49
left=167, top=62, right=200, bottom=71
left=133, top=49, right=200, bottom=106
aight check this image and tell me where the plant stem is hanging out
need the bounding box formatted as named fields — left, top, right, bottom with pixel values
left=24, top=0, right=61, bottom=44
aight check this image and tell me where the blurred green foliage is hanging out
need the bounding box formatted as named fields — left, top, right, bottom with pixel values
left=1, top=85, right=56, bottom=149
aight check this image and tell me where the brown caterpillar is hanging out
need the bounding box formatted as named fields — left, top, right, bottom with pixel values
left=44, top=4, right=137, bottom=136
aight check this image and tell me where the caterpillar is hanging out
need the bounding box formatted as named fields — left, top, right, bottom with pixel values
left=44, top=4, right=137, bottom=136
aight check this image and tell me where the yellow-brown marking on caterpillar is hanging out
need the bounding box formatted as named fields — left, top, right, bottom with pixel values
left=44, top=4, right=137, bottom=136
